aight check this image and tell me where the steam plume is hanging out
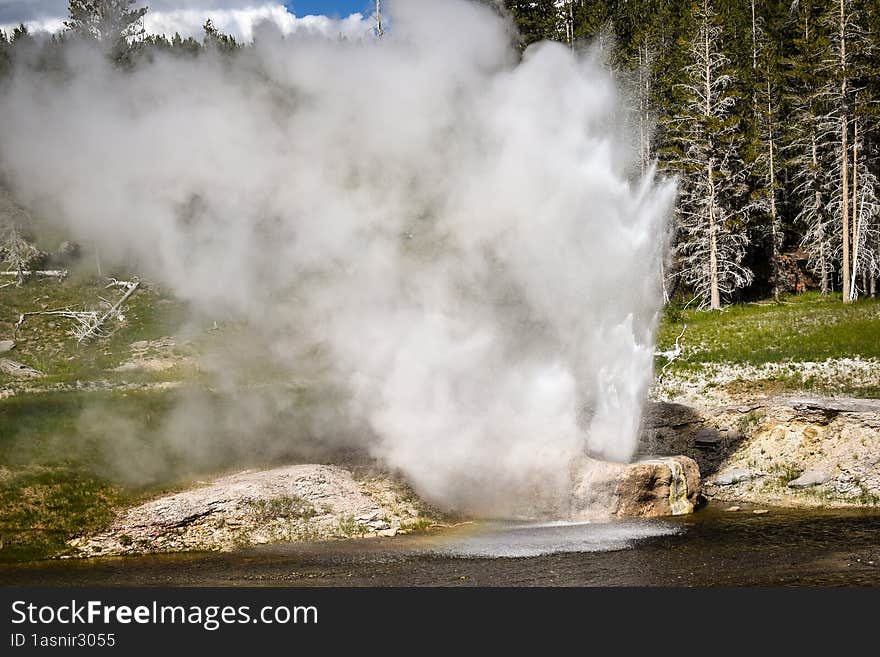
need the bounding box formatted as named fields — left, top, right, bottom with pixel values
left=0, top=0, right=674, bottom=516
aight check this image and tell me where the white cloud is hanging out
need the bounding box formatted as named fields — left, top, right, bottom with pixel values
left=0, top=2, right=372, bottom=42
left=145, top=5, right=371, bottom=42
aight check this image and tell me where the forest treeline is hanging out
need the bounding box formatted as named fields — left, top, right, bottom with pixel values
left=504, top=0, right=880, bottom=308
left=2, top=1, right=879, bottom=309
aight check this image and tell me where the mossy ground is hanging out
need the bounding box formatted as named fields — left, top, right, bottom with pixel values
left=0, top=389, right=194, bottom=562
left=0, top=275, right=192, bottom=386
left=0, top=275, right=215, bottom=562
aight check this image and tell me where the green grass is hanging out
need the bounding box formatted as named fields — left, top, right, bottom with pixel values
left=0, top=389, right=175, bottom=469
left=0, top=384, right=328, bottom=563
left=0, top=469, right=130, bottom=562
left=656, top=292, right=880, bottom=396
left=0, top=275, right=191, bottom=387
left=736, top=410, right=765, bottom=436
left=333, top=514, right=368, bottom=538
left=0, top=389, right=183, bottom=562
left=657, top=292, right=880, bottom=366
left=0, top=276, right=200, bottom=561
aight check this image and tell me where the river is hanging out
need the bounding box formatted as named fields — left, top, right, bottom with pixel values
left=2, top=503, right=879, bottom=586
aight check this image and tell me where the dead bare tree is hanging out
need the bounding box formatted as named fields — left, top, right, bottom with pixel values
left=655, top=324, right=687, bottom=381
left=13, top=277, right=140, bottom=344
left=1, top=269, right=67, bottom=281
left=375, top=0, right=383, bottom=39
left=76, top=278, right=139, bottom=343
left=665, top=0, right=753, bottom=310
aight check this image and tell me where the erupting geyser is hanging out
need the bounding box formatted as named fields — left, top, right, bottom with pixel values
left=0, top=0, right=675, bottom=516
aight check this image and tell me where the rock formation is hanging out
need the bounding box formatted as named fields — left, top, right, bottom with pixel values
left=68, top=464, right=435, bottom=558
left=639, top=396, right=880, bottom=508
left=571, top=455, right=702, bottom=519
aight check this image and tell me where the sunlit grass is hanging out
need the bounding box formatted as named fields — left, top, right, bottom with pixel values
left=0, top=385, right=323, bottom=563
left=658, top=292, right=880, bottom=364
left=0, top=276, right=190, bottom=386
left=656, top=292, right=880, bottom=397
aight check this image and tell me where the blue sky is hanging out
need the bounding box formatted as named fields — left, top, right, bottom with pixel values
left=0, top=2, right=375, bottom=25
left=286, top=2, right=373, bottom=17
left=1, top=1, right=378, bottom=40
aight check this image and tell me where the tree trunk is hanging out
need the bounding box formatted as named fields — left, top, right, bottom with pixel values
left=565, top=0, right=574, bottom=49
left=704, top=10, right=720, bottom=311
left=375, top=0, right=383, bottom=39
left=709, top=164, right=720, bottom=311
left=841, top=113, right=850, bottom=302
left=94, top=242, right=103, bottom=278
left=849, top=116, right=858, bottom=301
left=751, top=0, right=758, bottom=119
left=840, top=0, right=851, bottom=303
left=639, top=40, right=652, bottom=176
left=813, top=133, right=829, bottom=295
left=767, top=75, right=779, bottom=301
left=874, top=226, right=879, bottom=297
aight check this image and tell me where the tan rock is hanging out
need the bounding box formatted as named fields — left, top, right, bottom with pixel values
left=0, top=358, right=43, bottom=378
left=68, top=464, right=431, bottom=558
left=571, top=455, right=701, bottom=519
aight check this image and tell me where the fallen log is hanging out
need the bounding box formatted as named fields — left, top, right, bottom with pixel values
left=1, top=269, right=68, bottom=280
left=77, top=279, right=140, bottom=344
left=12, top=277, right=140, bottom=343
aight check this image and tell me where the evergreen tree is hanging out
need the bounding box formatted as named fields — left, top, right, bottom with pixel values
left=749, top=14, right=785, bottom=299
left=65, top=1, right=146, bottom=44
left=469, top=0, right=880, bottom=303
left=786, top=0, right=836, bottom=293
left=502, top=0, right=563, bottom=48
left=202, top=19, right=238, bottom=52
left=65, top=0, right=147, bottom=62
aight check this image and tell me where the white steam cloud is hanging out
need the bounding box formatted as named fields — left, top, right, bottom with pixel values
left=0, top=0, right=674, bottom=516
left=0, top=1, right=372, bottom=42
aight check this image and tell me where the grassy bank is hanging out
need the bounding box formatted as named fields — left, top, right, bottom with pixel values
left=0, top=276, right=193, bottom=561
left=0, top=276, right=192, bottom=387
left=0, top=276, right=340, bottom=562
left=0, top=386, right=333, bottom=562
left=655, top=292, right=880, bottom=398
left=0, top=390, right=195, bottom=561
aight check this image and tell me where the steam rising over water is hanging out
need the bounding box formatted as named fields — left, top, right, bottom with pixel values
left=427, top=520, right=682, bottom=558
left=0, top=0, right=674, bottom=516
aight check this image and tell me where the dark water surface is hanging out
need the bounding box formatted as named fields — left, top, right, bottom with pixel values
left=2, top=503, right=879, bottom=586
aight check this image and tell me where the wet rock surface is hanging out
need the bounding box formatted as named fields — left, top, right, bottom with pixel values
left=571, top=455, right=701, bottom=519
left=713, top=468, right=757, bottom=486
left=639, top=396, right=880, bottom=508
left=65, top=392, right=880, bottom=559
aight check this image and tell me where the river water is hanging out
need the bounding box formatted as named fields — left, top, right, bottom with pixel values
left=2, top=503, right=879, bottom=586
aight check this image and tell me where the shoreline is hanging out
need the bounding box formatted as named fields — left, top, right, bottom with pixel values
left=2, top=379, right=878, bottom=563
